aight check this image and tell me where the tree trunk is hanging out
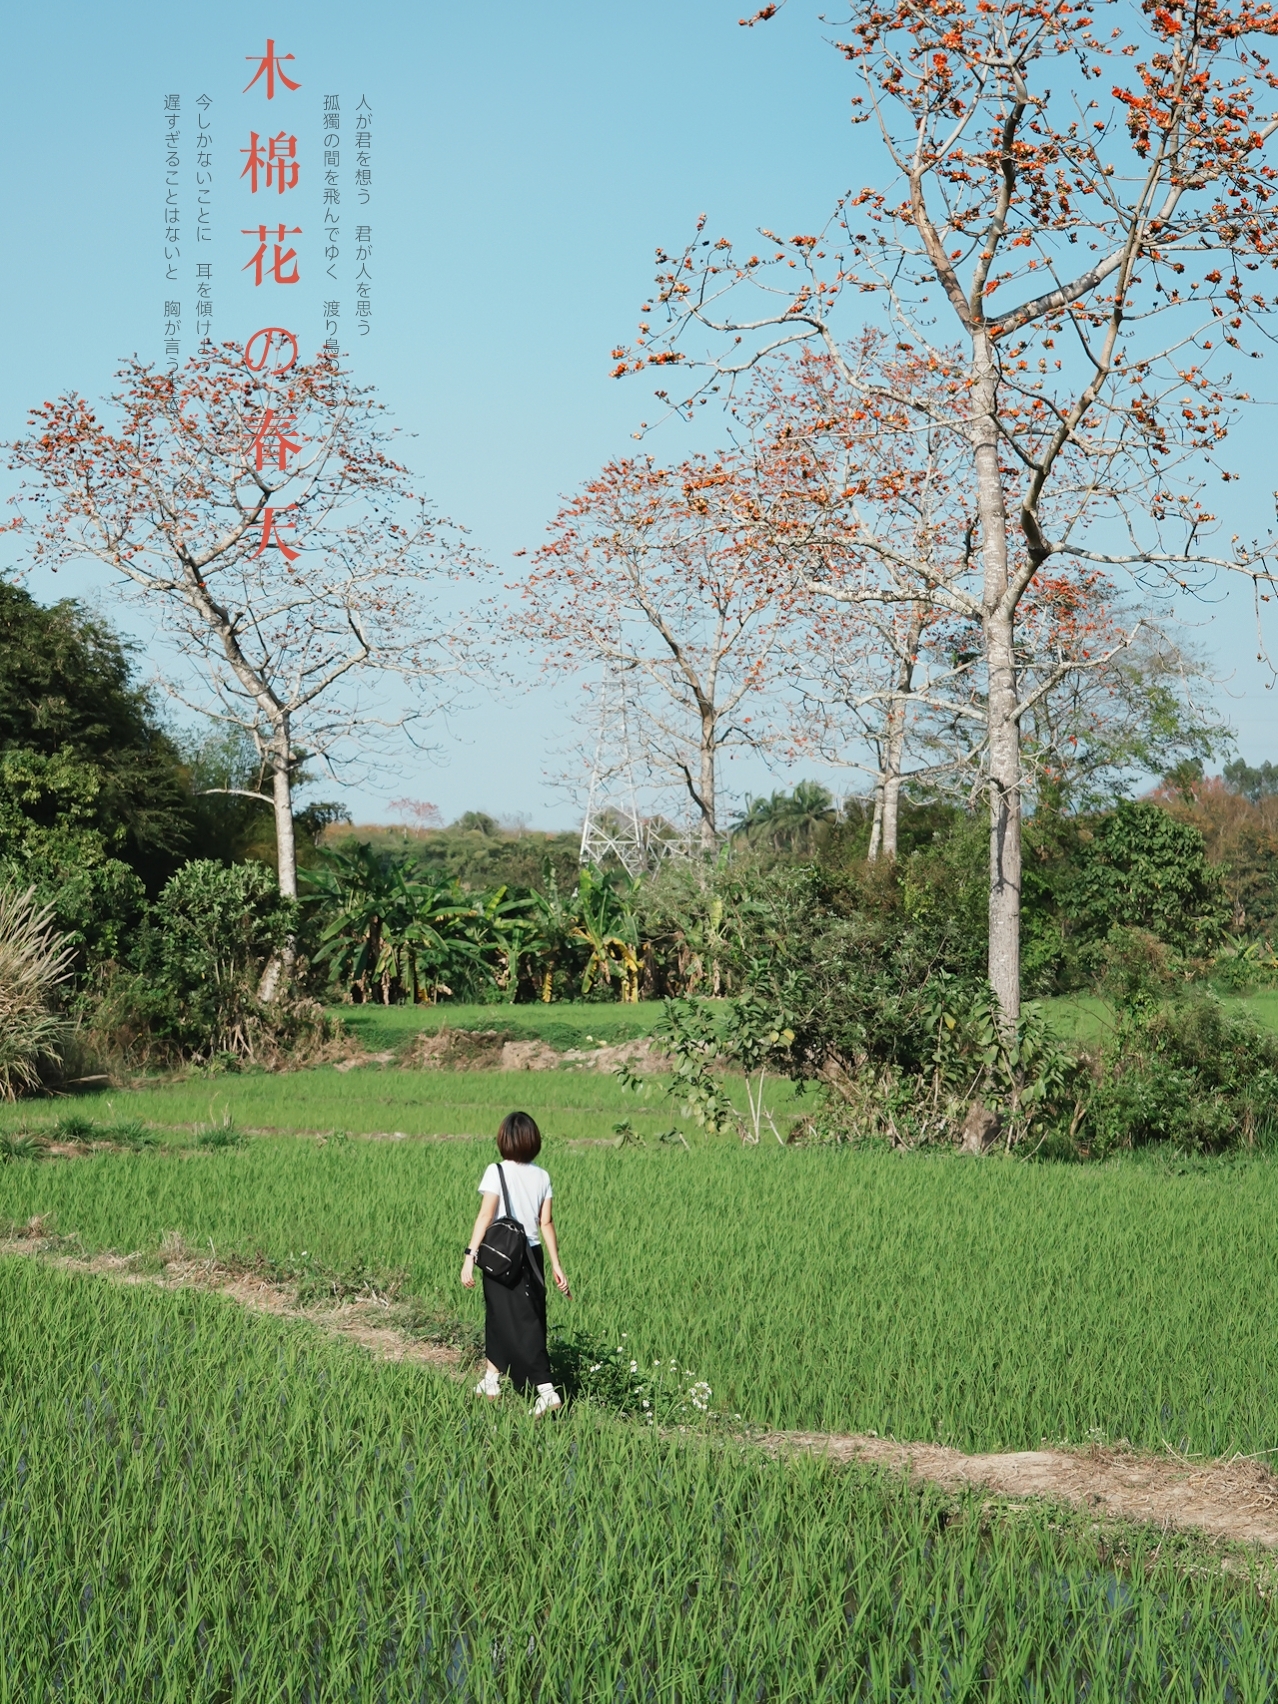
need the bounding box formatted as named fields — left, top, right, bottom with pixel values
left=985, top=603, right=1021, bottom=1026
left=972, top=332, right=1021, bottom=1029
left=257, top=720, right=297, bottom=1005
left=867, top=786, right=884, bottom=862
left=698, top=713, right=717, bottom=853
left=271, top=734, right=298, bottom=900
left=867, top=609, right=923, bottom=864
left=881, top=612, right=926, bottom=861
left=879, top=694, right=909, bottom=861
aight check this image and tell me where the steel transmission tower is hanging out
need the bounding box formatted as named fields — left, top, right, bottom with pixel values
left=578, top=670, right=652, bottom=878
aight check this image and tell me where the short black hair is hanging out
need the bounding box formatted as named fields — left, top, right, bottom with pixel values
left=497, top=1110, right=542, bottom=1163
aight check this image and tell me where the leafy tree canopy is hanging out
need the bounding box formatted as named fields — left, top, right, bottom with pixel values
left=1224, top=760, right=1278, bottom=806
left=0, top=582, right=193, bottom=890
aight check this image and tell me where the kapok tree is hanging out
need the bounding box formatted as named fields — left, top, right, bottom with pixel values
left=745, top=340, right=1217, bottom=850
left=11, top=342, right=468, bottom=909
left=618, top=0, right=1278, bottom=1026
left=518, top=453, right=801, bottom=850
left=738, top=337, right=986, bottom=859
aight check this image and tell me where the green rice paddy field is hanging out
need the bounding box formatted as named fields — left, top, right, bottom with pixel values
left=9, top=999, right=1278, bottom=1695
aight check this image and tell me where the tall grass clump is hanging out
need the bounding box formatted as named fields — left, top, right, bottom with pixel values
left=5, top=1260, right=1278, bottom=1701
left=0, top=884, right=72, bottom=1098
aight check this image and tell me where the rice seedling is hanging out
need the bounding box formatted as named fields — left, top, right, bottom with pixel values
left=4, top=1257, right=1278, bottom=1702
left=6, top=1137, right=1278, bottom=1457
left=0, top=1129, right=47, bottom=1163
left=195, top=1109, right=245, bottom=1149
left=103, top=1117, right=158, bottom=1149
left=50, top=1112, right=98, bottom=1141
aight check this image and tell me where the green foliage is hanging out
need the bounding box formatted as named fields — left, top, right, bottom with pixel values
left=305, top=849, right=646, bottom=1009
left=623, top=999, right=742, bottom=1137
left=0, top=586, right=200, bottom=971
left=95, top=861, right=302, bottom=1065
left=1067, top=801, right=1226, bottom=954
left=568, top=865, right=640, bottom=1000
left=732, top=779, right=838, bottom=853
left=0, top=1130, right=48, bottom=1161
left=1224, top=756, right=1278, bottom=803
left=1022, top=628, right=1229, bottom=816
left=308, top=843, right=486, bottom=1004
left=1085, top=992, right=1278, bottom=1156
left=548, top=1327, right=717, bottom=1423
left=712, top=835, right=987, bottom=1084
left=0, top=582, right=194, bottom=896
left=1158, top=775, right=1278, bottom=945
left=181, top=725, right=349, bottom=873
left=179, top=726, right=276, bottom=868
left=1024, top=800, right=1227, bottom=991
left=196, top=1112, right=246, bottom=1149
left=326, top=817, right=581, bottom=896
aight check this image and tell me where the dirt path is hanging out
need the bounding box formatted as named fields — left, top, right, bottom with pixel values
left=6, top=1225, right=1278, bottom=1550
left=761, top=1432, right=1278, bottom=1549
left=0, top=1226, right=466, bottom=1374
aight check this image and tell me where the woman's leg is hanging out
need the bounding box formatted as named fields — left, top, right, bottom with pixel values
left=511, top=1249, right=554, bottom=1394
left=475, top=1359, right=501, bottom=1398
left=481, top=1274, right=513, bottom=1396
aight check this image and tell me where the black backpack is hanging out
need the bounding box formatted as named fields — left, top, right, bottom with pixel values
left=475, top=1164, right=544, bottom=1289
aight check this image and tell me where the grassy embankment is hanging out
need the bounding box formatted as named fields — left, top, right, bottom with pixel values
left=0, top=999, right=797, bottom=1143
left=0, top=990, right=1265, bottom=1144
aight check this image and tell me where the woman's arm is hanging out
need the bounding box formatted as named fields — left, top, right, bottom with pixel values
left=540, top=1198, right=571, bottom=1297
left=460, top=1192, right=499, bottom=1289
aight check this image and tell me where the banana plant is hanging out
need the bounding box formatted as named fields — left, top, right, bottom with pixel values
left=524, top=863, right=580, bottom=1002
left=307, top=845, right=481, bottom=1004
left=467, top=885, right=546, bottom=1003
left=570, top=866, right=641, bottom=1003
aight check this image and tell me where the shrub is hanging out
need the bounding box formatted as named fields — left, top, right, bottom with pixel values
left=89, top=859, right=327, bottom=1068
left=1067, top=801, right=1225, bottom=960
left=1085, top=993, right=1278, bottom=1156
left=0, top=885, right=73, bottom=1098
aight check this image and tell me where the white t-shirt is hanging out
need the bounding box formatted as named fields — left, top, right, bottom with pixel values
left=480, top=1161, right=552, bottom=1246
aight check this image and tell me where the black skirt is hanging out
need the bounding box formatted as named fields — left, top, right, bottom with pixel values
left=483, top=1243, right=551, bottom=1392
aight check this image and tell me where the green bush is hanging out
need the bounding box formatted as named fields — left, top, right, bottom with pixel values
left=1085, top=993, right=1278, bottom=1156
left=91, top=860, right=313, bottom=1068
left=1024, top=801, right=1227, bottom=991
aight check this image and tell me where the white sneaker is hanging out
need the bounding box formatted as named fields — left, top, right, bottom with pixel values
left=533, top=1383, right=562, bottom=1418
left=475, top=1371, right=500, bottom=1398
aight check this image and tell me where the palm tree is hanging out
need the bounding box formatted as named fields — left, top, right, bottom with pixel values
left=732, top=781, right=838, bottom=855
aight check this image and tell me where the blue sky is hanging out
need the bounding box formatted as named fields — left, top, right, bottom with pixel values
left=1, top=0, right=1274, bottom=827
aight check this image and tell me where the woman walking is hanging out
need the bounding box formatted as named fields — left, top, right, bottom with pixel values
left=461, top=1110, right=570, bottom=1416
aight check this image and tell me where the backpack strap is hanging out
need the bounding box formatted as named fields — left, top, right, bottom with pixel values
left=496, top=1161, right=515, bottom=1221
left=496, top=1163, right=545, bottom=1291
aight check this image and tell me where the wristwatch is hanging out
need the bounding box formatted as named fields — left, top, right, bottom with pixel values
left=463, top=1246, right=476, bottom=1258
